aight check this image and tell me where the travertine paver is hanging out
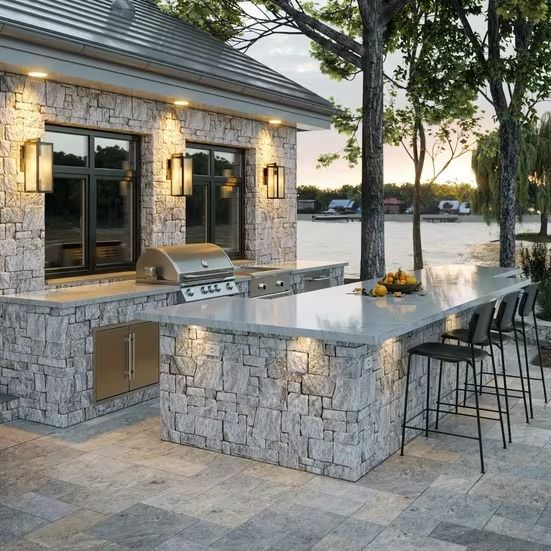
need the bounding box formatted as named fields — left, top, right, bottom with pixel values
left=0, top=341, right=550, bottom=550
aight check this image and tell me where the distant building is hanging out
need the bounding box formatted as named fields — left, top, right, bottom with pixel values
left=327, top=199, right=356, bottom=213
left=383, top=197, right=404, bottom=214
left=298, top=199, right=317, bottom=213
left=438, top=200, right=471, bottom=215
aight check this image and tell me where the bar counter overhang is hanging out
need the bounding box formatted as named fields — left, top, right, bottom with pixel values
left=140, top=265, right=528, bottom=481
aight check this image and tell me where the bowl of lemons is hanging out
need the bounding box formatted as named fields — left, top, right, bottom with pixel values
left=378, top=268, right=421, bottom=294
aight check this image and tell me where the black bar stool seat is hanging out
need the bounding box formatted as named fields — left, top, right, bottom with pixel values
left=410, top=342, right=488, bottom=363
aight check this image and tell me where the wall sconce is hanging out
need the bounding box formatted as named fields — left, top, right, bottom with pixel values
left=264, top=163, right=285, bottom=199
left=21, top=139, right=54, bottom=193
left=168, top=154, right=193, bottom=196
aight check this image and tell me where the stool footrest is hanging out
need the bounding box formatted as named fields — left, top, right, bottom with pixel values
left=402, top=424, right=480, bottom=441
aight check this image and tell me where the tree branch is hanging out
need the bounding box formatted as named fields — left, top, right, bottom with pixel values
left=380, top=0, right=414, bottom=26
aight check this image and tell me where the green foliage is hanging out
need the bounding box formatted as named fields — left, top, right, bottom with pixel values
left=158, top=0, right=245, bottom=42
left=519, top=242, right=551, bottom=319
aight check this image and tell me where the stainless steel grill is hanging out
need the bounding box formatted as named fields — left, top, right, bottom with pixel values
left=136, top=243, right=239, bottom=302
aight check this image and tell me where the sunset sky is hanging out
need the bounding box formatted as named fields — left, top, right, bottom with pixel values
left=247, top=30, right=551, bottom=190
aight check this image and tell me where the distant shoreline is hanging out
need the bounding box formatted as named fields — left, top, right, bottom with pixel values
left=298, top=213, right=544, bottom=224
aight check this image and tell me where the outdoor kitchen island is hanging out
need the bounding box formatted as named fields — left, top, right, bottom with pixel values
left=140, top=265, right=528, bottom=481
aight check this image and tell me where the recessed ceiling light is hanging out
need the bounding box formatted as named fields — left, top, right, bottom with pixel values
left=269, top=119, right=282, bottom=125
left=28, top=71, right=48, bottom=79
left=174, top=100, right=189, bottom=106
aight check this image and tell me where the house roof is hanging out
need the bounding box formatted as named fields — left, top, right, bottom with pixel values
left=0, top=0, right=334, bottom=128
left=384, top=197, right=404, bottom=205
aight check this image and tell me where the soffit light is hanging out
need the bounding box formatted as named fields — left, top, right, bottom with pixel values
left=269, top=119, right=282, bottom=126
left=28, top=71, right=48, bottom=79
left=174, top=100, right=190, bottom=106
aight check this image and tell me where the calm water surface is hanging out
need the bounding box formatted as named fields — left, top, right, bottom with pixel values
left=297, top=219, right=541, bottom=277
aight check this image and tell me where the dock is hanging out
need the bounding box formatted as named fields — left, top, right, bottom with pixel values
left=422, top=214, right=458, bottom=223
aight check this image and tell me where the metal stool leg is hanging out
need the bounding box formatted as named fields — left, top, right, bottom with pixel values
left=521, top=317, right=534, bottom=418
left=533, top=312, right=549, bottom=404
left=455, top=363, right=460, bottom=413
left=479, top=359, right=484, bottom=395
left=470, top=357, right=485, bottom=473
left=425, top=357, right=431, bottom=437
left=498, top=331, right=512, bottom=443
left=435, top=360, right=443, bottom=429
left=489, top=341, right=506, bottom=449
left=513, top=322, right=530, bottom=424
left=400, top=354, right=412, bottom=456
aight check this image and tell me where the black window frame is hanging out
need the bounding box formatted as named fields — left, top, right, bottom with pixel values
left=186, top=143, right=245, bottom=258
left=45, top=125, right=140, bottom=279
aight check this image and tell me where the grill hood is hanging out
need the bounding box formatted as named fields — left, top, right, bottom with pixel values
left=136, top=243, right=235, bottom=285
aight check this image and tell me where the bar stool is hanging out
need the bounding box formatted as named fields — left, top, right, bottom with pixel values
left=516, top=283, right=549, bottom=417
left=400, top=300, right=504, bottom=473
left=443, top=291, right=530, bottom=442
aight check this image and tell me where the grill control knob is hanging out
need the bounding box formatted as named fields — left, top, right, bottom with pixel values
left=226, top=282, right=234, bottom=290
left=201, top=286, right=207, bottom=294
left=214, top=284, right=220, bottom=292
left=276, top=280, right=285, bottom=287
left=258, top=283, right=267, bottom=290
left=208, top=285, right=214, bottom=293
left=186, top=289, right=195, bottom=297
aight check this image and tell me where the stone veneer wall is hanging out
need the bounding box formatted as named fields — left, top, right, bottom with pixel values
left=0, top=292, right=178, bottom=427
left=159, top=311, right=470, bottom=481
left=0, top=71, right=297, bottom=294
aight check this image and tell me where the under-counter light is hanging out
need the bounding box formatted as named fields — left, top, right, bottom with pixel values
left=174, top=100, right=190, bottom=106
left=27, top=71, right=48, bottom=79
left=269, top=119, right=282, bottom=125
left=22, top=139, right=54, bottom=193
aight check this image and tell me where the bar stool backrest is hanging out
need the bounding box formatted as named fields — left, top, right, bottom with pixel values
left=467, top=300, right=496, bottom=344
left=518, top=283, right=539, bottom=318
left=495, top=291, right=520, bottom=331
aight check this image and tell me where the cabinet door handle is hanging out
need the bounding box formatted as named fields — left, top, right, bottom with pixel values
left=125, top=335, right=132, bottom=379
left=131, top=332, right=136, bottom=380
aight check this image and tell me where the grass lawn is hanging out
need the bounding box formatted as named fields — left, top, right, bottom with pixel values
left=516, top=232, right=551, bottom=243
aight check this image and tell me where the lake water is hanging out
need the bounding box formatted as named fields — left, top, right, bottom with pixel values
left=297, top=219, right=542, bottom=277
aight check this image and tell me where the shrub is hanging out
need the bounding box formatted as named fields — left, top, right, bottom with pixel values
left=519, top=243, right=551, bottom=320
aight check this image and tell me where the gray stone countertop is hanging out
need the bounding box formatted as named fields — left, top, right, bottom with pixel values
left=233, top=260, right=348, bottom=277
left=139, top=265, right=527, bottom=345
left=0, top=280, right=182, bottom=307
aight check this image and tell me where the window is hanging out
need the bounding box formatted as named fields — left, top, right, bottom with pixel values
left=185, top=144, right=243, bottom=257
left=44, top=126, right=139, bottom=277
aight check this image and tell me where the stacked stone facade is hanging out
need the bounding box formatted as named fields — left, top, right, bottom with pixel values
left=159, top=311, right=470, bottom=481
left=0, top=292, right=179, bottom=427
left=0, top=71, right=297, bottom=295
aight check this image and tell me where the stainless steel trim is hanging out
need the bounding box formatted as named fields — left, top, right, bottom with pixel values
left=256, top=290, right=292, bottom=299
left=131, top=332, right=136, bottom=380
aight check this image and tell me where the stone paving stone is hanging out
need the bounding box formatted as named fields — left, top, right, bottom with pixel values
left=470, top=472, right=551, bottom=506
left=0, top=540, right=46, bottom=551
left=88, top=504, right=196, bottom=550
left=25, top=509, right=106, bottom=548
left=485, top=515, right=551, bottom=547
left=366, top=527, right=467, bottom=550
left=176, top=519, right=231, bottom=546
left=496, top=501, right=547, bottom=525
left=353, top=491, right=414, bottom=525
left=537, top=503, right=551, bottom=528
left=0, top=505, right=48, bottom=540
left=277, top=487, right=367, bottom=516
left=1, top=492, right=78, bottom=522
left=153, top=536, right=209, bottom=550
left=312, top=517, right=383, bottom=550
left=430, top=520, right=551, bottom=550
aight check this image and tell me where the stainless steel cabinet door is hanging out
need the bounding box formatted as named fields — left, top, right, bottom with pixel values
left=129, top=322, right=159, bottom=392
left=94, top=324, right=130, bottom=401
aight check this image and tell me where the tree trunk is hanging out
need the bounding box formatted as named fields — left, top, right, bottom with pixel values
left=498, top=116, right=520, bottom=267
left=360, top=2, right=385, bottom=280
left=412, top=115, right=425, bottom=271
left=540, top=208, right=548, bottom=237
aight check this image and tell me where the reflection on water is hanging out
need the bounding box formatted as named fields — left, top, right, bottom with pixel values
left=298, top=220, right=542, bottom=277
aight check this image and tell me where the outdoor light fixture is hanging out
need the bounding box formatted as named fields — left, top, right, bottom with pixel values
left=168, top=154, right=193, bottom=196
left=174, top=100, right=190, bottom=107
left=22, top=139, right=54, bottom=193
left=27, top=71, right=48, bottom=79
left=264, top=163, right=285, bottom=199
left=268, top=119, right=282, bottom=125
